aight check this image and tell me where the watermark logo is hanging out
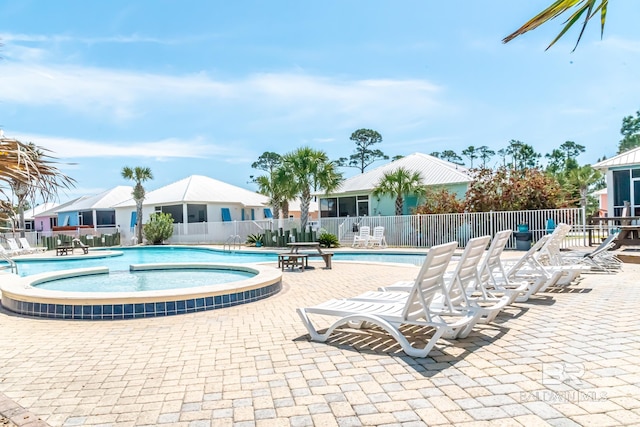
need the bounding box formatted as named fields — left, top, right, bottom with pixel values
left=541, top=362, right=585, bottom=386
left=518, top=362, right=608, bottom=404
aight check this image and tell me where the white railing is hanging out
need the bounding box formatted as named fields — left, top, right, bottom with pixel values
left=318, top=208, right=586, bottom=249
left=2, top=209, right=587, bottom=249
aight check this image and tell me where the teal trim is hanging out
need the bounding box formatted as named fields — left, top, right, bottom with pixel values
left=221, top=208, right=232, bottom=222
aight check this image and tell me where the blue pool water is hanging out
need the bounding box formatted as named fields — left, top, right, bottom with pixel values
left=35, top=269, right=255, bottom=292
left=12, top=246, right=429, bottom=279
left=15, top=247, right=275, bottom=277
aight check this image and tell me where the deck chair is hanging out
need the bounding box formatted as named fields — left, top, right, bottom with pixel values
left=297, top=241, right=479, bottom=357
left=375, top=236, right=510, bottom=328
left=19, top=237, right=46, bottom=253
left=352, top=226, right=371, bottom=248
left=502, top=235, right=568, bottom=301
left=559, top=233, right=622, bottom=273
left=535, top=224, right=590, bottom=284
left=367, top=226, right=387, bottom=248
left=477, top=230, right=532, bottom=304
left=0, top=244, right=20, bottom=257
left=6, top=238, right=28, bottom=255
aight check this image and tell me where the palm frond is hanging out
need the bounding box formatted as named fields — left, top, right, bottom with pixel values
left=503, top=0, right=608, bottom=51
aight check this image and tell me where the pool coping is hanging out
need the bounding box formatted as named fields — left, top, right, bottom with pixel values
left=0, top=263, right=282, bottom=320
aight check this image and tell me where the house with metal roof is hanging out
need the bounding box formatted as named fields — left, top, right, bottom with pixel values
left=113, top=175, right=270, bottom=240
left=52, top=186, right=133, bottom=230
left=319, top=152, right=472, bottom=218
left=593, top=146, right=640, bottom=217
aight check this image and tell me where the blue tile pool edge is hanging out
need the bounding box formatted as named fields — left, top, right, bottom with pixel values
left=1, top=281, right=282, bottom=320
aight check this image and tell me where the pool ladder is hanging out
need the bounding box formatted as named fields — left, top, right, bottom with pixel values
left=223, top=235, right=242, bottom=251
left=0, top=253, right=18, bottom=274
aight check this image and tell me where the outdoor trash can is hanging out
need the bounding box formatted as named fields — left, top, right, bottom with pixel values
left=514, top=231, right=532, bottom=250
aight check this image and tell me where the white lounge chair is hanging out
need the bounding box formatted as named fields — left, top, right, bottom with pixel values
left=502, top=235, right=568, bottom=301
left=534, top=224, right=590, bottom=285
left=367, top=226, right=387, bottom=248
left=19, top=238, right=47, bottom=253
left=477, top=230, right=532, bottom=304
left=378, top=236, right=510, bottom=327
left=6, top=238, right=27, bottom=255
left=0, top=245, right=20, bottom=258
left=297, top=241, right=479, bottom=357
left=559, top=233, right=622, bottom=273
left=352, top=226, right=371, bottom=248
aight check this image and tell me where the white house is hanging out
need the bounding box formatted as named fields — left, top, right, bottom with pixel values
left=320, top=152, right=472, bottom=218
left=53, top=186, right=133, bottom=230
left=113, top=175, right=270, bottom=240
left=593, top=147, right=640, bottom=217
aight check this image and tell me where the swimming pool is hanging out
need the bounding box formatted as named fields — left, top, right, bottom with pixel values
left=34, top=268, right=256, bottom=292
left=0, top=246, right=428, bottom=320
left=12, top=246, right=429, bottom=278
left=14, top=246, right=276, bottom=277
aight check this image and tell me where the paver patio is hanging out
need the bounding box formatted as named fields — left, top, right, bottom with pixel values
left=1, top=258, right=639, bottom=426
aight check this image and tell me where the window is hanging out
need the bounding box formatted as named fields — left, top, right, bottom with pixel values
left=158, top=205, right=183, bottom=223
left=264, top=208, right=273, bottom=218
left=321, top=195, right=370, bottom=217
left=613, top=170, right=631, bottom=207
left=221, top=208, right=232, bottom=222
left=320, top=198, right=337, bottom=217
left=357, top=195, right=369, bottom=216
left=187, top=204, right=207, bottom=223
left=96, top=210, right=115, bottom=226
left=338, top=197, right=357, bottom=217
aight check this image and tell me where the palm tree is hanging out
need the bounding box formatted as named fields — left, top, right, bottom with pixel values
left=503, top=0, right=608, bottom=51
left=0, top=135, right=75, bottom=224
left=372, top=167, right=426, bottom=216
left=121, top=166, right=153, bottom=244
left=562, top=165, right=602, bottom=208
left=255, top=173, right=296, bottom=221
left=279, top=147, right=343, bottom=232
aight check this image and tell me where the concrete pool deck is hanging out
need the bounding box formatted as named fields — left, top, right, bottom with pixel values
left=1, top=255, right=639, bottom=426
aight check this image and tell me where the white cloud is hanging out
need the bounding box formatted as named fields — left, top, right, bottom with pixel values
left=598, top=36, right=640, bottom=53
left=11, top=133, right=238, bottom=160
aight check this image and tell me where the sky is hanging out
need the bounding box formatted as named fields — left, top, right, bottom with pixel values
left=1, top=1, right=639, bottom=205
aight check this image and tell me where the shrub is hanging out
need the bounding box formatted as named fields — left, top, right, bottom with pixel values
left=246, top=233, right=264, bottom=246
left=143, top=212, right=174, bottom=245
left=318, top=232, right=339, bottom=248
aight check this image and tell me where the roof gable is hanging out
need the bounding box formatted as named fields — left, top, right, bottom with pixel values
left=114, top=175, right=269, bottom=208
left=330, top=152, right=471, bottom=194
left=56, top=186, right=133, bottom=212
left=593, top=146, right=640, bottom=170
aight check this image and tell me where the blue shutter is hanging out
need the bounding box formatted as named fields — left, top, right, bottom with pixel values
left=130, top=211, right=137, bottom=228
left=263, top=208, right=273, bottom=218
left=241, top=209, right=245, bottom=221
left=251, top=209, right=255, bottom=220
left=221, top=208, right=231, bottom=222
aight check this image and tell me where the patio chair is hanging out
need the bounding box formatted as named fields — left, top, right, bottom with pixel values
left=375, top=235, right=510, bottom=327
left=19, top=237, right=46, bottom=253
left=477, top=230, right=532, bottom=304
left=535, top=224, right=591, bottom=284
left=501, top=234, right=570, bottom=301
left=6, top=238, right=28, bottom=255
left=352, top=226, right=371, bottom=248
left=297, top=241, right=479, bottom=357
left=0, top=244, right=20, bottom=258
left=367, top=226, right=387, bottom=248
left=559, top=232, right=622, bottom=273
